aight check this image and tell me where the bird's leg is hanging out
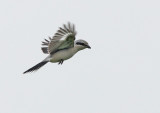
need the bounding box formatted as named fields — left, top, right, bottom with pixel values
left=58, top=59, right=64, bottom=65
left=60, top=60, right=64, bottom=65
left=58, top=61, right=61, bottom=65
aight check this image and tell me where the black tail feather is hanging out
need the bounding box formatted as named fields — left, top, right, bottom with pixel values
left=23, top=61, right=48, bottom=74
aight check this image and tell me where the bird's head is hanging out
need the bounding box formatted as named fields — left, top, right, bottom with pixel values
left=75, top=39, right=91, bottom=50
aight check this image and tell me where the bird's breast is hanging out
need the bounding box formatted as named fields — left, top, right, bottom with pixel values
left=50, top=48, right=77, bottom=63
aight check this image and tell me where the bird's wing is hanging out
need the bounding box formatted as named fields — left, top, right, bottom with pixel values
left=41, top=22, right=77, bottom=54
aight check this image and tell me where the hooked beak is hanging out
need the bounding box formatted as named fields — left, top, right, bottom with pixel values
left=86, top=45, right=91, bottom=49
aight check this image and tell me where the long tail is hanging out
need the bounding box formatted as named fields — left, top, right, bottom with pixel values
left=23, top=61, right=48, bottom=74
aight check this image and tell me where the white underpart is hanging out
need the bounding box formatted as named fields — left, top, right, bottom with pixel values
left=49, top=47, right=78, bottom=62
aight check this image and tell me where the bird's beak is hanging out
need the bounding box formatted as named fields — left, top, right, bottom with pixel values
left=86, top=45, right=91, bottom=49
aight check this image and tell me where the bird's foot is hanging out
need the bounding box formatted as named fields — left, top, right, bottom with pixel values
left=58, top=59, right=64, bottom=65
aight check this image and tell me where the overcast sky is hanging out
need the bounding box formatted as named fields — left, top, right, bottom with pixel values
left=0, top=0, right=160, bottom=113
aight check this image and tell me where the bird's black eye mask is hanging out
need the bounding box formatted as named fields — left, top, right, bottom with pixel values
left=76, top=42, right=86, bottom=46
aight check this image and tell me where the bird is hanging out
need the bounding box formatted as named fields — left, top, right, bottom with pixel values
left=23, top=22, right=91, bottom=74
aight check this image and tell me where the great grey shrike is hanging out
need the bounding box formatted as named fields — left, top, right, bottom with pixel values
left=23, top=22, right=91, bottom=74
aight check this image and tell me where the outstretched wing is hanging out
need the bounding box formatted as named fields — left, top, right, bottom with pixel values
left=41, top=22, right=77, bottom=54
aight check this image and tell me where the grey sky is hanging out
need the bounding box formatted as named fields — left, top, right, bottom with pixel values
left=0, top=0, right=160, bottom=113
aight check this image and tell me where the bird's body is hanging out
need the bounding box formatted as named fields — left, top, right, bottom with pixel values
left=50, top=47, right=77, bottom=62
left=23, top=22, right=91, bottom=74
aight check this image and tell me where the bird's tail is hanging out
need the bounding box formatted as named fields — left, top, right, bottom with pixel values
left=23, top=61, right=48, bottom=74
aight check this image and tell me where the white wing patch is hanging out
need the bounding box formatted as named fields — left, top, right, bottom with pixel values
left=41, top=22, right=77, bottom=54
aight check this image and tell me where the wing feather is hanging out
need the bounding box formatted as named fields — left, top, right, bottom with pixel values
left=41, top=22, right=77, bottom=54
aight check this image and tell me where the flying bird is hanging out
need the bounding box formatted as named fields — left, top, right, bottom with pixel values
left=23, top=22, right=91, bottom=74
